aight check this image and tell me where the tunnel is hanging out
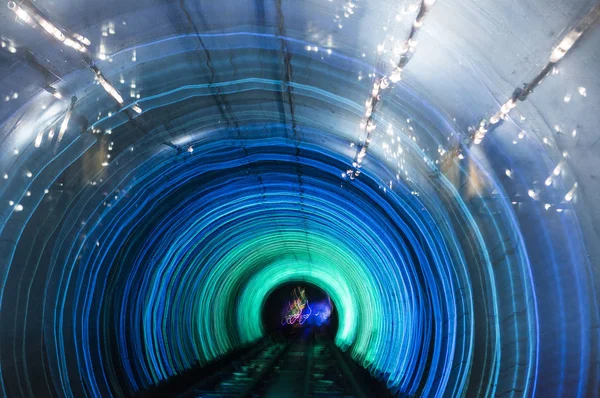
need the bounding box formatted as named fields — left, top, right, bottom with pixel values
left=0, top=0, right=599, bottom=397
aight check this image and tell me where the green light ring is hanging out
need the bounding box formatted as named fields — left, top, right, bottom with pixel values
left=237, top=257, right=362, bottom=346
left=173, top=188, right=423, bottom=371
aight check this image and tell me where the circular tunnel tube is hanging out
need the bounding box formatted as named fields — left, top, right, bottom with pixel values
left=0, top=1, right=598, bottom=397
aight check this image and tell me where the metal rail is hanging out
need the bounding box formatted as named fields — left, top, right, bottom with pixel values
left=238, top=342, right=291, bottom=397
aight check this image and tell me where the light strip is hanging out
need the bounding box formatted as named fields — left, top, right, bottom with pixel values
left=44, top=85, right=63, bottom=99
left=7, top=1, right=89, bottom=53
left=347, top=0, right=436, bottom=179
left=7, top=1, right=33, bottom=25
left=92, top=66, right=124, bottom=104
left=471, top=3, right=600, bottom=145
left=57, top=96, right=76, bottom=142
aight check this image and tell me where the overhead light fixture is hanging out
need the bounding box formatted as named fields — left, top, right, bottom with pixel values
left=470, top=3, right=600, bottom=146
left=57, top=96, right=77, bottom=142
left=564, top=183, right=578, bottom=202
left=44, top=85, right=63, bottom=99
left=347, top=0, right=436, bottom=179
left=550, top=30, right=581, bottom=63
left=7, top=1, right=33, bottom=25
left=73, top=33, right=91, bottom=46
left=7, top=1, right=89, bottom=53
left=34, top=130, right=44, bottom=147
left=92, top=66, right=124, bottom=104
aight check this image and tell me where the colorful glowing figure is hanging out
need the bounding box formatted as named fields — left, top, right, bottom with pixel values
left=281, top=286, right=312, bottom=325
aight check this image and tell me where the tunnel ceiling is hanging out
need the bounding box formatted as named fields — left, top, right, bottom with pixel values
left=0, top=0, right=599, bottom=397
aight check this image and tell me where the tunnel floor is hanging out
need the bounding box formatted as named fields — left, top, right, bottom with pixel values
left=167, top=331, right=393, bottom=398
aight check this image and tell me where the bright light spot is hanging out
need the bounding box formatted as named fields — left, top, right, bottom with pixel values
left=14, top=204, right=23, bottom=212
left=565, top=182, right=578, bottom=202
left=528, top=189, right=538, bottom=200
left=577, top=86, right=587, bottom=97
